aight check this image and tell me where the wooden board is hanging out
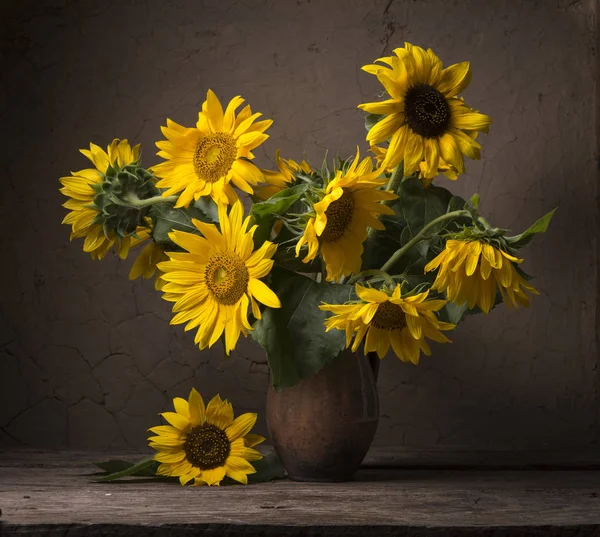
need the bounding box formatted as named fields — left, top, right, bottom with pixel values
left=1, top=451, right=600, bottom=536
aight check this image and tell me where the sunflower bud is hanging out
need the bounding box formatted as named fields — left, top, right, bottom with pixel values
left=91, top=161, right=160, bottom=239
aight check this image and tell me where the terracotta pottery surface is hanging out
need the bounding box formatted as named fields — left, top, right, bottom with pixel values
left=266, top=349, right=379, bottom=482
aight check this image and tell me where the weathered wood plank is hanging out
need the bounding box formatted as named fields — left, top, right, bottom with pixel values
left=1, top=451, right=600, bottom=536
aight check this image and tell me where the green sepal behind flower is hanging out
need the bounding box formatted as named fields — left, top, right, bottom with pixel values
left=91, top=162, right=160, bottom=240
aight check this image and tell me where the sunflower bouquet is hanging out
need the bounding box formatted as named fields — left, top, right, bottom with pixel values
left=61, top=44, right=554, bottom=441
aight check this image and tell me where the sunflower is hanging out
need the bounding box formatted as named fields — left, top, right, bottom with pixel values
left=59, top=139, right=149, bottom=260
left=129, top=240, right=169, bottom=290
left=157, top=201, right=281, bottom=354
left=358, top=42, right=491, bottom=178
left=295, top=149, right=397, bottom=282
left=148, top=388, right=265, bottom=486
left=424, top=239, right=539, bottom=314
left=320, top=284, right=454, bottom=363
left=152, top=90, right=272, bottom=208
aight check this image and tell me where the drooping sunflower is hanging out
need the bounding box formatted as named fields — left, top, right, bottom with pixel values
left=295, top=149, right=397, bottom=282
left=157, top=201, right=281, bottom=354
left=358, top=42, right=491, bottom=178
left=129, top=240, right=169, bottom=290
left=320, top=284, right=455, bottom=363
left=255, top=149, right=312, bottom=200
left=424, top=239, right=539, bottom=314
left=59, top=139, right=150, bottom=260
left=148, top=388, right=265, bottom=486
left=153, top=90, right=272, bottom=208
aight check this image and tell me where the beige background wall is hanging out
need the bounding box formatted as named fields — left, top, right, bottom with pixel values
left=0, top=0, right=597, bottom=456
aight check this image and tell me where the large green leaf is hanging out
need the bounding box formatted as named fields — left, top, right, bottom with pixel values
left=251, top=184, right=308, bottom=247
left=150, top=199, right=218, bottom=249
left=396, top=177, right=454, bottom=236
left=192, top=196, right=220, bottom=223
left=252, top=268, right=354, bottom=391
left=363, top=178, right=468, bottom=274
left=362, top=215, right=407, bottom=271
left=505, top=208, right=557, bottom=249
left=446, top=195, right=469, bottom=213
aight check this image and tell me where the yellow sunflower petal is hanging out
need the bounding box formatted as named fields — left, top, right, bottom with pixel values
left=248, top=279, right=281, bottom=308
left=188, top=388, right=206, bottom=426
left=160, top=412, right=190, bottom=431
left=199, top=466, right=226, bottom=486
left=356, top=285, right=388, bottom=303
left=226, top=412, right=257, bottom=441
left=205, top=395, right=235, bottom=429
left=243, top=433, right=265, bottom=448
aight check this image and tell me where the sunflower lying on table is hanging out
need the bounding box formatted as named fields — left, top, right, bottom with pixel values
left=93, top=389, right=284, bottom=486
left=148, top=389, right=264, bottom=486
left=62, top=43, right=555, bottom=486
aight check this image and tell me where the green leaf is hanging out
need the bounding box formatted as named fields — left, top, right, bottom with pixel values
left=251, top=184, right=308, bottom=219
left=252, top=268, right=354, bottom=391
left=467, top=193, right=480, bottom=210
left=446, top=195, right=468, bottom=213
left=365, top=113, right=383, bottom=132
left=93, top=460, right=138, bottom=474
left=150, top=201, right=217, bottom=248
left=251, top=184, right=308, bottom=246
left=505, top=208, right=557, bottom=249
left=438, top=301, right=472, bottom=325
left=397, top=177, right=453, bottom=237
left=92, top=457, right=159, bottom=482
left=248, top=452, right=287, bottom=483
left=193, top=197, right=220, bottom=223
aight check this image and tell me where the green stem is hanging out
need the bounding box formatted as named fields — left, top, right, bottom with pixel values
left=380, top=209, right=471, bottom=273
left=384, top=163, right=404, bottom=201
left=347, top=269, right=395, bottom=287
left=124, top=194, right=178, bottom=208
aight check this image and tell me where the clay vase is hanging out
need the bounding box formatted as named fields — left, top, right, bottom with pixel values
left=266, top=349, right=379, bottom=482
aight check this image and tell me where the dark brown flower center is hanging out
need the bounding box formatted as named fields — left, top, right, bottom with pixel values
left=205, top=252, right=249, bottom=305
left=184, top=424, right=230, bottom=470
left=320, top=190, right=355, bottom=243
left=371, top=301, right=406, bottom=330
left=404, top=84, right=451, bottom=138
left=193, top=133, right=237, bottom=182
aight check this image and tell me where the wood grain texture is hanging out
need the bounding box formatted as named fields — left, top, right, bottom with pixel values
left=1, top=451, right=600, bottom=536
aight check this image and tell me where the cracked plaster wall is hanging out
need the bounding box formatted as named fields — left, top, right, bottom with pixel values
left=0, top=0, right=598, bottom=455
